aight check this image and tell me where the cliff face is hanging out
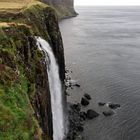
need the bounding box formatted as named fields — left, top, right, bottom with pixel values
left=42, top=0, right=74, bottom=7
left=42, top=0, right=77, bottom=19
left=0, top=1, right=65, bottom=140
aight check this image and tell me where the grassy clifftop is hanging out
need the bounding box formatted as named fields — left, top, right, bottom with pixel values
left=0, top=1, right=65, bottom=140
left=0, top=0, right=32, bottom=11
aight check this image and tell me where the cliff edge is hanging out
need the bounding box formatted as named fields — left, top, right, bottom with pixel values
left=0, top=1, right=65, bottom=140
left=42, top=0, right=77, bottom=19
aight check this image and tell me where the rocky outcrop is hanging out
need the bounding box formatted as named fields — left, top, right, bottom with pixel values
left=0, top=1, right=65, bottom=140
left=42, top=0, right=77, bottom=19
left=42, top=0, right=74, bottom=7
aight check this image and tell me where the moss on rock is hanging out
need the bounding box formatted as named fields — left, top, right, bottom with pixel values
left=0, top=24, right=43, bottom=140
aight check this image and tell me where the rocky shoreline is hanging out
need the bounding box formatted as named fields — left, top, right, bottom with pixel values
left=65, top=67, right=121, bottom=140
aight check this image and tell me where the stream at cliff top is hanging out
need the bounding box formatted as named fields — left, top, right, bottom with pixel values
left=59, top=6, right=140, bottom=140
left=36, top=37, right=66, bottom=140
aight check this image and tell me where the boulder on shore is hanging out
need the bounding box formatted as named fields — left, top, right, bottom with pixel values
left=103, top=110, right=114, bottom=116
left=84, top=93, right=91, bottom=100
left=75, top=84, right=81, bottom=87
left=81, top=98, right=89, bottom=106
left=98, top=102, right=106, bottom=106
left=86, top=109, right=99, bottom=119
left=108, top=103, right=121, bottom=109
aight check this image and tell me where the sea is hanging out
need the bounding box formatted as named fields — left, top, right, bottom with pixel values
left=59, top=6, right=140, bottom=140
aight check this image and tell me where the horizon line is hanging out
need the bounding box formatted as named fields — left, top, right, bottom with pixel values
left=74, top=5, right=140, bottom=6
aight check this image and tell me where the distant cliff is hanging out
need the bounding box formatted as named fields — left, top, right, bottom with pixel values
left=42, top=0, right=74, bottom=6
left=42, top=0, right=77, bottom=19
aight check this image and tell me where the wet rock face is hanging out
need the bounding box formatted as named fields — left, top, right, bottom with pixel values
left=32, top=10, right=66, bottom=138
left=20, top=37, right=53, bottom=140
left=27, top=7, right=66, bottom=140
left=44, top=10, right=65, bottom=82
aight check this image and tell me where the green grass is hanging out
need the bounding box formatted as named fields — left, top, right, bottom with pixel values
left=0, top=20, right=43, bottom=140
left=0, top=66, right=40, bottom=139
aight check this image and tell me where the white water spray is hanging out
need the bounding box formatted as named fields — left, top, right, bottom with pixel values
left=36, top=37, right=65, bottom=140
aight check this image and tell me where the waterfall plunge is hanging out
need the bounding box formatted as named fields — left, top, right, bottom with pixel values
left=36, top=37, right=65, bottom=140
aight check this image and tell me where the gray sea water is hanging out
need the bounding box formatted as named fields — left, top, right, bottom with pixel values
left=59, top=6, right=140, bottom=140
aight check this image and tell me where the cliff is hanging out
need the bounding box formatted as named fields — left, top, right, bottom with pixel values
left=41, top=0, right=77, bottom=19
left=0, top=1, right=65, bottom=140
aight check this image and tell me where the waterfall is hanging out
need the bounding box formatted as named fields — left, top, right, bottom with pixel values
left=36, top=37, right=65, bottom=140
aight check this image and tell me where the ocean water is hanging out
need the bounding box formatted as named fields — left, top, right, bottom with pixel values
left=59, top=6, right=140, bottom=140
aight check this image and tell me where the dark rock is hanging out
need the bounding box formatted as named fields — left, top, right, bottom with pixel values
left=71, top=103, right=81, bottom=112
left=67, top=102, right=85, bottom=140
left=108, top=103, right=121, bottom=109
left=76, top=135, right=84, bottom=140
left=98, top=102, right=106, bottom=106
left=86, top=109, right=99, bottom=119
left=77, top=126, right=84, bottom=132
left=84, top=93, right=91, bottom=100
left=81, top=98, right=89, bottom=106
left=103, top=110, right=114, bottom=116
left=75, top=84, right=80, bottom=87
left=80, top=111, right=87, bottom=120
